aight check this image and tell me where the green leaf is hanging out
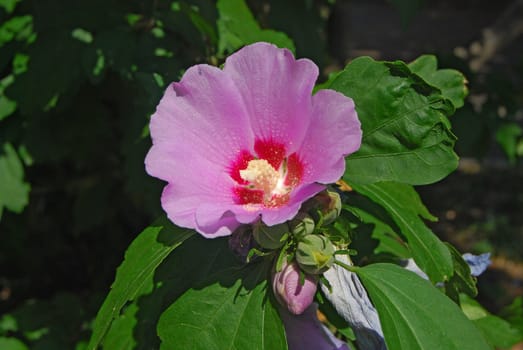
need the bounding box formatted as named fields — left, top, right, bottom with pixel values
left=461, top=294, right=523, bottom=349
left=216, top=0, right=294, bottom=55
left=0, top=74, right=16, bottom=120
left=101, top=235, right=240, bottom=350
left=0, top=337, right=29, bottom=350
left=0, top=15, right=33, bottom=47
left=0, top=0, right=22, bottom=14
left=326, top=56, right=459, bottom=185
left=157, top=242, right=287, bottom=350
left=345, top=201, right=410, bottom=259
left=444, top=244, right=478, bottom=302
left=86, top=217, right=195, bottom=350
left=101, top=303, right=138, bottom=350
left=353, top=182, right=453, bottom=283
left=356, top=263, right=491, bottom=350
left=408, top=55, right=468, bottom=109
left=495, top=123, right=522, bottom=164
left=500, top=297, right=523, bottom=334
left=0, top=143, right=30, bottom=219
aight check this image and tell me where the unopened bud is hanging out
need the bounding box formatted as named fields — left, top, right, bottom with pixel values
left=272, top=260, right=318, bottom=315
left=290, top=213, right=315, bottom=238
left=317, top=191, right=342, bottom=225
left=296, top=235, right=335, bottom=274
left=253, top=221, right=289, bottom=250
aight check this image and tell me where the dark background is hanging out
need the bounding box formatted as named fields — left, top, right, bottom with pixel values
left=0, top=0, right=522, bottom=348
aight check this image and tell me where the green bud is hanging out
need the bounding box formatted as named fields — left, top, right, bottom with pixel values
left=315, top=191, right=342, bottom=225
left=290, top=213, right=315, bottom=238
left=252, top=221, right=289, bottom=250
left=296, top=235, right=335, bottom=274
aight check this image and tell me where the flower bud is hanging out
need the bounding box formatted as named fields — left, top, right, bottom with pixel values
left=272, top=260, right=318, bottom=315
left=252, top=221, right=289, bottom=250
left=316, top=191, right=342, bottom=225
left=296, top=235, right=335, bottom=274
left=289, top=213, right=315, bottom=239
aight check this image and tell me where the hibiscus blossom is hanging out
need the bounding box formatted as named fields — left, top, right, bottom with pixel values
left=145, top=42, right=361, bottom=237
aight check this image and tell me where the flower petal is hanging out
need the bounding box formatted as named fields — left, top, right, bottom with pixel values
left=224, top=42, right=318, bottom=154
left=258, top=183, right=325, bottom=226
left=462, top=253, right=491, bottom=277
left=145, top=64, right=258, bottom=235
left=299, top=89, right=362, bottom=184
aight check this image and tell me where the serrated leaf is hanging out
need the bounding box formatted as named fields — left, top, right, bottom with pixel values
left=408, top=55, right=468, bottom=109
left=326, top=56, right=459, bottom=185
left=0, top=142, right=30, bottom=219
left=356, top=263, right=491, bottom=350
left=216, top=0, right=294, bottom=55
left=353, top=182, right=453, bottom=283
left=157, top=243, right=287, bottom=350
left=86, top=217, right=195, bottom=350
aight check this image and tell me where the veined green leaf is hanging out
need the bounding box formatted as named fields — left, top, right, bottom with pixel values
left=356, top=263, right=491, bottom=350
left=353, top=182, right=452, bottom=283
left=157, top=240, right=287, bottom=350
left=86, top=217, right=195, bottom=350
left=326, top=56, right=459, bottom=185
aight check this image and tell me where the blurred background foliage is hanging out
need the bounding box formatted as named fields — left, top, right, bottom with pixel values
left=0, top=0, right=522, bottom=349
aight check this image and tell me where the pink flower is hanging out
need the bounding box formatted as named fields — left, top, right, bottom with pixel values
left=145, top=42, right=361, bottom=237
left=272, top=260, right=318, bottom=315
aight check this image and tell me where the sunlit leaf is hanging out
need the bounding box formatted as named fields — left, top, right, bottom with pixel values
left=356, top=263, right=491, bottom=350
left=326, top=57, right=459, bottom=185
left=353, top=182, right=453, bottom=283
left=157, top=238, right=287, bottom=350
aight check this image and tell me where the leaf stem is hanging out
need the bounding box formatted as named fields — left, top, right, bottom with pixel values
left=334, top=259, right=358, bottom=272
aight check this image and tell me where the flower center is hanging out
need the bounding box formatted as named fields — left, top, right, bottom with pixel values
left=239, top=159, right=284, bottom=199
left=230, top=139, right=304, bottom=208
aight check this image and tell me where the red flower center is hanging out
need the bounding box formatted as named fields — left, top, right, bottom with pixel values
left=229, top=139, right=304, bottom=208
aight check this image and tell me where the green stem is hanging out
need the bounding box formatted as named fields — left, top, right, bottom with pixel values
left=334, top=259, right=358, bottom=272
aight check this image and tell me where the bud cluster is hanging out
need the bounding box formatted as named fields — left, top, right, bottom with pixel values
left=229, top=189, right=344, bottom=315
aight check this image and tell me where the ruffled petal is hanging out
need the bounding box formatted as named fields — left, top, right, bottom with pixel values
left=299, top=89, right=362, bottom=184
left=195, top=203, right=241, bottom=238
left=224, top=42, right=318, bottom=154
left=145, top=64, right=255, bottom=234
